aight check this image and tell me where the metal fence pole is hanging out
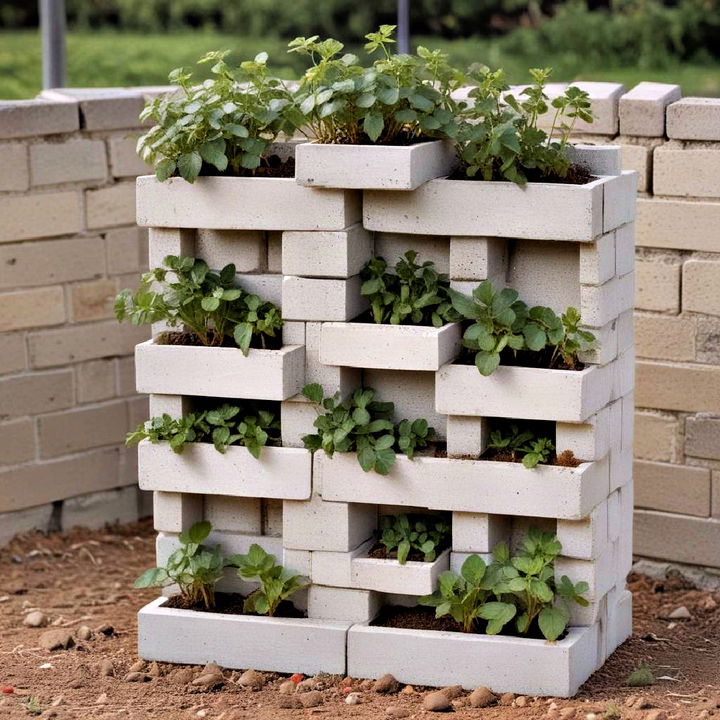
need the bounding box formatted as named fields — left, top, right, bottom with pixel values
left=397, top=0, right=410, bottom=54
left=40, top=0, right=66, bottom=88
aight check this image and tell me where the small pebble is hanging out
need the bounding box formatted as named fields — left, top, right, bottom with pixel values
left=442, top=685, right=463, bottom=700
left=644, top=712, right=667, bottom=720
left=192, top=673, right=223, bottom=688
left=345, top=692, right=361, bottom=705
left=400, top=685, right=415, bottom=695
left=386, top=706, right=410, bottom=718
left=515, top=695, right=528, bottom=707
left=700, top=595, right=718, bottom=611
left=299, top=690, right=323, bottom=708
left=96, top=693, right=108, bottom=705
left=76, top=626, right=93, bottom=641
left=38, top=630, right=74, bottom=651
left=423, top=690, right=452, bottom=712
left=129, top=660, right=145, bottom=673
left=148, top=661, right=162, bottom=678
left=374, top=673, right=400, bottom=694
left=99, top=659, right=114, bottom=677
left=39, top=663, right=53, bottom=670
left=500, top=692, right=516, bottom=706
left=278, top=680, right=296, bottom=695
left=238, top=669, right=264, bottom=689
left=296, top=678, right=317, bottom=693
left=469, top=686, right=495, bottom=708
left=23, top=611, right=48, bottom=628
left=667, top=606, right=692, bottom=620
left=124, top=672, right=149, bottom=683
left=560, top=708, right=576, bottom=718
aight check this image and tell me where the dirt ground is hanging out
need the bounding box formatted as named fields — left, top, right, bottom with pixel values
left=0, top=520, right=718, bottom=720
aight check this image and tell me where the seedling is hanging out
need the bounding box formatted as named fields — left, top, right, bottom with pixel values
left=521, top=437, right=555, bottom=469
left=115, top=255, right=282, bottom=354
left=625, top=661, right=655, bottom=687
left=380, top=514, right=450, bottom=564
left=22, top=697, right=42, bottom=716
left=138, top=50, right=296, bottom=182
left=289, top=26, right=463, bottom=145
left=301, top=383, right=435, bottom=475
left=134, top=521, right=224, bottom=610
left=360, top=251, right=461, bottom=327
left=227, top=544, right=305, bottom=617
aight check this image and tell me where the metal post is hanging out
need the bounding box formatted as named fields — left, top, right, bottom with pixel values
left=397, top=0, right=410, bottom=54
left=40, top=0, right=66, bottom=89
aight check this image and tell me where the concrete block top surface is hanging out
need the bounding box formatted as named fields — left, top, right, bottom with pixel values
left=667, top=97, right=720, bottom=141
left=0, top=98, right=79, bottom=139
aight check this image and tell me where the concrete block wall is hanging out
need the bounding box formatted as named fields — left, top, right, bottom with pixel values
left=0, top=81, right=719, bottom=580
left=0, top=89, right=161, bottom=543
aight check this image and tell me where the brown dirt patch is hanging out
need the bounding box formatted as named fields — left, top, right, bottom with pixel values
left=449, top=162, right=593, bottom=185
left=0, top=520, right=717, bottom=719
left=163, top=593, right=303, bottom=618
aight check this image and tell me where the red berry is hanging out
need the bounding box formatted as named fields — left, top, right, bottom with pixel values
left=1, top=686, right=13, bottom=694
left=290, top=673, right=303, bottom=684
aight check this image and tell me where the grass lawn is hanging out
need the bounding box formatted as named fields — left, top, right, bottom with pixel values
left=1, top=30, right=719, bottom=100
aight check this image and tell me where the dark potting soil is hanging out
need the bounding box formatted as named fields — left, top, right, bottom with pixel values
left=456, top=345, right=584, bottom=372
left=448, top=162, right=593, bottom=186
left=163, top=592, right=304, bottom=618
left=366, top=543, right=447, bottom=563
left=197, top=155, right=296, bottom=179
left=372, top=605, right=566, bottom=641
left=482, top=447, right=582, bottom=468
left=158, top=330, right=283, bottom=351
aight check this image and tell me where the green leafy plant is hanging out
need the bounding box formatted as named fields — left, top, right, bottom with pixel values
left=419, top=554, right=516, bottom=634
left=115, top=255, right=282, bottom=355
left=301, top=383, right=436, bottom=475
left=456, top=66, right=594, bottom=184
left=625, top=661, right=655, bottom=687
left=138, top=50, right=295, bottom=183
left=134, top=521, right=224, bottom=610
left=227, top=544, right=306, bottom=617
left=288, top=25, right=464, bottom=144
left=449, top=280, right=596, bottom=375
left=380, top=514, right=451, bottom=564
left=487, top=424, right=555, bottom=469
left=126, top=403, right=280, bottom=458
left=491, top=527, right=589, bottom=641
left=360, top=251, right=461, bottom=327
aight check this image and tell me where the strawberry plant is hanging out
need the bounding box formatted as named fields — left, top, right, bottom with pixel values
left=288, top=25, right=464, bottom=145
left=360, top=251, right=461, bottom=326
left=455, top=66, right=594, bottom=184
left=419, top=554, right=516, bottom=634
left=380, top=514, right=450, bottom=564
left=227, top=544, right=306, bottom=617
left=126, top=402, right=280, bottom=458
left=138, top=50, right=296, bottom=183
left=134, top=521, right=224, bottom=610
left=301, top=383, right=435, bottom=475
left=115, top=255, right=282, bottom=354
left=449, top=280, right=596, bottom=374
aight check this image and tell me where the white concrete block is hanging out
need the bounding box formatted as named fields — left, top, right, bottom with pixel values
left=310, top=539, right=374, bottom=587
left=616, top=309, right=633, bottom=353
left=319, top=322, right=462, bottom=371
left=317, top=453, right=610, bottom=521
left=280, top=396, right=318, bottom=448
left=555, top=547, right=616, bottom=602
left=63, top=486, right=140, bottom=530
left=263, top=498, right=283, bottom=537
left=282, top=223, right=373, bottom=278
left=580, top=271, right=634, bottom=327
left=607, top=489, right=620, bottom=543
left=374, top=233, right=449, bottom=274
left=620, top=82, right=681, bottom=137
left=148, top=228, right=194, bottom=268
left=452, top=512, right=511, bottom=553
left=305, top=322, right=362, bottom=397
left=282, top=548, right=312, bottom=577
left=612, top=350, right=635, bottom=401
left=308, top=585, right=380, bottom=621
left=148, top=394, right=189, bottom=417
left=350, top=549, right=450, bottom=595
left=577, top=316, right=618, bottom=366
left=295, top=140, right=458, bottom=190
left=567, top=144, right=621, bottom=176
left=135, top=339, right=305, bottom=401
left=579, top=231, right=615, bottom=286
left=614, top=223, right=635, bottom=278
left=139, top=597, right=351, bottom=674
left=603, top=171, right=637, bottom=233
left=567, top=591, right=607, bottom=628
left=237, top=273, right=283, bottom=307
left=435, top=364, right=610, bottom=423
left=267, top=231, right=282, bottom=272
left=281, top=275, right=368, bottom=321
left=621, top=392, right=634, bottom=452
left=568, top=81, right=624, bottom=134
left=281, top=320, right=305, bottom=345
left=606, top=589, right=632, bottom=655
left=282, top=494, right=376, bottom=552
left=137, top=176, right=361, bottom=231
left=450, top=551, right=493, bottom=574
left=449, top=236, right=508, bottom=284
left=195, top=229, right=265, bottom=272
left=446, top=416, right=489, bottom=459
left=556, top=501, right=608, bottom=560
left=152, top=491, right=203, bottom=533
left=138, top=442, right=312, bottom=500
left=204, top=496, right=262, bottom=533
left=555, top=406, right=611, bottom=462
left=667, top=97, right=720, bottom=141
left=364, top=176, right=609, bottom=242
left=347, top=623, right=599, bottom=696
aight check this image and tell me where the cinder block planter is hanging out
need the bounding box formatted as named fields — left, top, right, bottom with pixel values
left=294, top=140, right=459, bottom=190
left=135, top=339, right=304, bottom=401
left=363, top=175, right=626, bottom=241
left=316, top=453, right=608, bottom=520
left=139, top=597, right=351, bottom=674
left=319, top=322, right=462, bottom=371
left=435, top=364, right=609, bottom=423
left=350, top=549, right=450, bottom=595
left=136, top=175, right=360, bottom=231
left=138, top=441, right=312, bottom=500
left=347, top=622, right=598, bottom=697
